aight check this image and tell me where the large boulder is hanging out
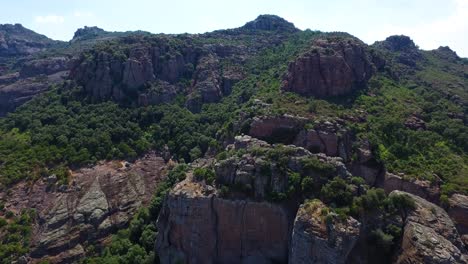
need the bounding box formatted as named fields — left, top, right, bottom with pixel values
left=289, top=200, right=360, bottom=264
left=390, top=191, right=467, bottom=264
left=282, top=37, right=374, bottom=98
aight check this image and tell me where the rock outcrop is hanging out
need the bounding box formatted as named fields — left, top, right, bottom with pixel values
left=448, top=194, right=468, bottom=241
left=156, top=177, right=291, bottom=264
left=374, top=35, right=421, bottom=66
left=384, top=173, right=440, bottom=203
left=156, top=135, right=357, bottom=264
left=0, top=71, right=67, bottom=116
left=391, top=191, right=467, bottom=264
left=0, top=153, right=168, bottom=263
left=248, top=114, right=306, bottom=144
left=289, top=200, right=360, bottom=264
left=241, top=15, right=299, bottom=32
left=282, top=37, right=374, bottom=98
left=19, top=56, right=70, bottom=78
left=0, top=23, right=58, bottom=56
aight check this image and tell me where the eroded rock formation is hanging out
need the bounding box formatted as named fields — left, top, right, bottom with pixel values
left=391, top=191, right=467, bottom=264
left=282, top=37, right=374, bottom=98
left=0, top=153, right=168, bottom=263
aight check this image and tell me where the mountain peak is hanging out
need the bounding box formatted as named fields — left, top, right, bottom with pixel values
left=379, top=35, right=418, bottom=52
left=241, top=15, right=298, bottom=32
left=72, top=26, right=106, bottom=41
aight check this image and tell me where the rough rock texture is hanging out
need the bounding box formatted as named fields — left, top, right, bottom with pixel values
left=293, top=120, right=351, bottom=160
left=282, top=37, right=374, bottom=98
left=156, top=135, right=356, bottom=264
left=248, top=114, right=306, bottom=144
left=71, top=37, right=246, bottom=110
left=0, top=153, right=168, bottom=263
left=391, top=191, right=467, bottom=264
left=448, top=194, right=468, bottom=236
left=0, top=71, right=67, bottom=116
left=384, top=173, right=440, bottom=203
left=404, top=114, right=426, bottom=130
left=375, top=35, right=422, bottom=67
left=241, top=15, right=298, bottom=32
left=215, top=135, right=351, bottom=200
left=156, top=177, right=291, bottom=264
left=0, top=23, right=58, bottom=56
left=289, top=200, right=360, bottom=264
left=19, top=56, right=70, bottom=78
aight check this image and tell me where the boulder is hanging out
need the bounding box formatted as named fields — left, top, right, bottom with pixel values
left=282, top=37, right=374, bottom=98
left=390, top=191, right=467, bottom=263
left=289, top=200, right=360, bottom=264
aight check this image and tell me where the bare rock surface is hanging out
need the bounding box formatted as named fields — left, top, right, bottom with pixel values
left=282, top=37, right=374, bottom=98
left=391, top=191, right=467, bottom=264
left=289, top=200, right=360, bottom=264
left=0, top=152, right=168, bottom=263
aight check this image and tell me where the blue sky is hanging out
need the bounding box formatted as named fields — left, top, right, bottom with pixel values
left=1, top=0, right=467, bottom=57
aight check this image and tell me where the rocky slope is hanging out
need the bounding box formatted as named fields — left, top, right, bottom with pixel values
left=0, top=152, right=168, bottom=263
left=0, top=14, right=466, bottom=264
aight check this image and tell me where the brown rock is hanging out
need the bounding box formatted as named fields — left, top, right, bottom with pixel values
left=289, top=200, right=360, bottom=264
left=249, top=114, right=306, bottom=144
left=384, top=173, right=440, bottom=203
left=282, top=37, right=374, bottom=98
left=156, top=177, right=291, bottom=264
left=0, top=153, right=168, bottom=263
left=391, top=191, right=467, bottom=263
left=448, top=194, right=468, bottom=236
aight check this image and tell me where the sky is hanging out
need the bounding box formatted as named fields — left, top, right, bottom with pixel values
left=1, top=0, right=467, bottom=57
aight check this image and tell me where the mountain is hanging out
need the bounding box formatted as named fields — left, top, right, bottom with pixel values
left=0, top=15, right=467, bottom=264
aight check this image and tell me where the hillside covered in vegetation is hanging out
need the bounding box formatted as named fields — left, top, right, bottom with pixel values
left=0, top=15, right=467, bottom=264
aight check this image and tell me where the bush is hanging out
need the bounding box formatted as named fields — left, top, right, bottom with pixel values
left=193, top=167, right=216, bottom=185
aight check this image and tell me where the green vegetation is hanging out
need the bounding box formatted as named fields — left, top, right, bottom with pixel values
left=82, top=163, right=188, bottom=264
left=0, top=209, right=36, bottom=264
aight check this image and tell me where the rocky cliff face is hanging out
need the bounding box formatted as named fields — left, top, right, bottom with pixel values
left=0, top=23, right=59, bottom=57
left=391, top=191, right=467, bottom=264
left=289, top=200, right=360, bottom=264
left=282, top=37, right=374, bottom=98
left=156, top=177, right=291, bottom=264
left=0, top=153, right=168, bottom=263
left=70, top=35, right=247, bottom=110
left=156, top=136, right=359, bottom=264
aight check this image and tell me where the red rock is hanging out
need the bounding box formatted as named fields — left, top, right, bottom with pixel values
left=282, top=38, right=374, bottom=98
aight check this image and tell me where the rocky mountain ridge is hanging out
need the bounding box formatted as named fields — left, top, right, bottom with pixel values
left=0, top=14, right=466, bottom=264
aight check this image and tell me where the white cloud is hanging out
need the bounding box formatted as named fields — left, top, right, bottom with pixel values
left=35, top=15, right=65, bottom=24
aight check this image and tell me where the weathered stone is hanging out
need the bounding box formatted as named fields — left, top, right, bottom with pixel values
left=384, top=173, right=440, bottom=203
left=282, top=37, right=374, bottom=98
left=448, top=194, right=468, bottom=236
left=249, top=114, right=306, bottom=144
left=391, top=191, right=467, bottom=263
left=289, top=200, right=360, bottom=264
left=0, top=153, right=168, bottom=263
left=156, top=178, right=291, bottom=264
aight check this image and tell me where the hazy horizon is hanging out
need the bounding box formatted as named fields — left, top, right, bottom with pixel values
left=1, top=0, right=467, bottom=57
